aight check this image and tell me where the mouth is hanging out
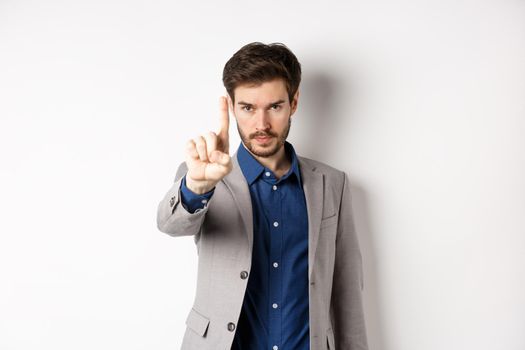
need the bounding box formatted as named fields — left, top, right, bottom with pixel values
left=253, top=135, right=273, bottom=143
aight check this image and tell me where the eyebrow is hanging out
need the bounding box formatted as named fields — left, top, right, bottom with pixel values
left=237, top=99, right=286, bottom=108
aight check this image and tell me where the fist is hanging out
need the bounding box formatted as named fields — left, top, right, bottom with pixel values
left=185, top=95, right=233, bottom=194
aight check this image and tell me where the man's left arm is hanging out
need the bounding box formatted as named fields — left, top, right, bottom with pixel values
left=330, top=171, right=369, bottom=349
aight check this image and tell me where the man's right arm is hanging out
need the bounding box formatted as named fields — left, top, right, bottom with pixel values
left=156, top=161, right=215, bottom=237
left=157, top=95, right=232, bottom=237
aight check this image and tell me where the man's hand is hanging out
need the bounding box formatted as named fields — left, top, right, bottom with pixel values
left=185, top=95, right=233, bottom=194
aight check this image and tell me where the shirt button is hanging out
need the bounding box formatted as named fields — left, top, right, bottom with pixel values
left=201, top=199, right=207, bottom=204
left=227, top=322, right=236, bottom=331
left=240, top=271, right=249, bottom=279
left=265, top=171, right=271, bottom=177
left=272, top=185, right=277, bottom=190
left=273, top=346, right=279, bottom=350
left=272, top=303, right=278, bottom=309
left=273, top=221, right=279, bottom=227
left=273, top=262, right=279, bottom=268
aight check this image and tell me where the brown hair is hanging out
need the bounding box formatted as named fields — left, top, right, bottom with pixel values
left=222, top=42, right=302, bottom=105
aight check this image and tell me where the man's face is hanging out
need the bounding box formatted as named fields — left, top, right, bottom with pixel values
left=229, top=78, right=299, bottom=158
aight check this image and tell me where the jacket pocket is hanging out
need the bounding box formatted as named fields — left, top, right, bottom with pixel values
left=326, top=328, right=336, bottom=350
left=320, top=213, right=338, bottom=230
left=185, top=308, right=210, bottom=337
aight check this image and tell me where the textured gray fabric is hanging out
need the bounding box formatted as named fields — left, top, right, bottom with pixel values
left=156, top=150, right=368, bottom=350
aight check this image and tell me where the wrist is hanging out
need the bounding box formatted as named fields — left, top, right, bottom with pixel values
left=185, top=175, right=215, bottom=195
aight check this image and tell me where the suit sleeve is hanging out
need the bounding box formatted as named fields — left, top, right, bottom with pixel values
left=156, top=161, right=213, bottom=237
left=180, top=174, right=215, bottom=213
left=330, top=171, right=369, bottom=349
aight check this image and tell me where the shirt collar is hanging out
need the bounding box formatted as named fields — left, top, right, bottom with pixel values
left=236, top=140, right=302, bottom=187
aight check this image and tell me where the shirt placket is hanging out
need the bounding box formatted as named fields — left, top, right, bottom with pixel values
left=266, top=170, right=283, bottom=350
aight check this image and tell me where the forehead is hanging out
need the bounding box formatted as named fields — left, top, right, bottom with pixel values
left=234, top=78, right=288, bottom=104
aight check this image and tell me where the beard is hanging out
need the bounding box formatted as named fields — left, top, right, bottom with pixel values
left=237, top=117, right=292, bottom=158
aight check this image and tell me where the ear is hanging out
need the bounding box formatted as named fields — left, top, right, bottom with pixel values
left=290, top=89, right=300, bottom=116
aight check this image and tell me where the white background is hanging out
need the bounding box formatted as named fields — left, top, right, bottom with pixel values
left=1, top=0, right=524, bottom=349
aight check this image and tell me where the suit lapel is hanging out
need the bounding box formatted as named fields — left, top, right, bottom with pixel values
left=298, top=157, right=324, bottom=279
left=222, top=152, right=254, bottom=256
left=222, top=152, right=324, bottom=280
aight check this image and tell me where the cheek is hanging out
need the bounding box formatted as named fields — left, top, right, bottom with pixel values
left=236, top=119, right=250, bottom=130
left=235, top=120, right=253, bottom=136
left=276, top=107, right=291, bottom=119
left=275, top=115, right=291, bottom=129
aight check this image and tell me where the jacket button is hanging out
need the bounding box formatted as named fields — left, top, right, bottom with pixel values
left=240, top=271, right=249, bottom=279
left=169, top=197, right=175, bottom=207
left=227, top=322, right=236, bottom=331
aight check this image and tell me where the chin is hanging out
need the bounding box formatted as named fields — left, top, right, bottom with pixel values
left=249, top=139, right=282, bottom=158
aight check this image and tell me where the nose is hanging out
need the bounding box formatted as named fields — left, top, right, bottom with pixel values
left=254, top=110, right=271, bottom=131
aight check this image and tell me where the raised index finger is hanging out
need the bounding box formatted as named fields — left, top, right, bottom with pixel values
left=218, top=95, right=230, bottom=146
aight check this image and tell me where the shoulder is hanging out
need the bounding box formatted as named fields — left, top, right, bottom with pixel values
left=297, top=155, right=347, bottom=188
left=174, top=161, right=188, bottom=182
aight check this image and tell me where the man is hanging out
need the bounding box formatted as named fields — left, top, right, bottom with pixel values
left=156, top=42, right=368, bottom=350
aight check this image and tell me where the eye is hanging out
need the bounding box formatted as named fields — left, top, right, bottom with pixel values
left=270, top=104, right=281, bottom=110
left=242, top=105, right=252, bottom=111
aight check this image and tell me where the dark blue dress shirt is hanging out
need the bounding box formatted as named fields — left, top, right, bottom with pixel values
left=180, top=141, right=310, bottom=350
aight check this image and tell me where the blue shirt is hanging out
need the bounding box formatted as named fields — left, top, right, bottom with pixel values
left=180, top=141, right=310, bottom=350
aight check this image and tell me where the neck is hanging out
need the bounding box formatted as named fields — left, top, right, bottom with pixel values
left=243, top=142, right=291, bottom=175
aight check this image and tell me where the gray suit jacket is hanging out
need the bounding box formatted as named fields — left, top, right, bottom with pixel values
left=156, top=150, right=368, bottom=350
